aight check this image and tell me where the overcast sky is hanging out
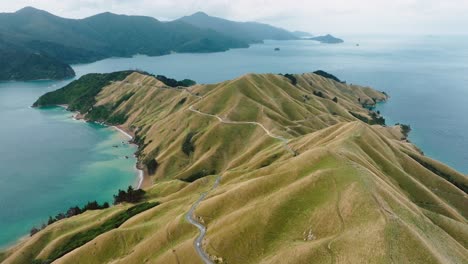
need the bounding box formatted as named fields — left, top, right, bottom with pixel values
left=1, top=0, right=467, bottom=35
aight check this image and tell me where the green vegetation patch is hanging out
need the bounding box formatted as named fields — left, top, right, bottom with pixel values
left=37, top=202, right=158, bottom=263
left=182, top=132, right=196, bottom=156
left=349, top=111, right=385, bottom=125
left=397, top=123, right=411, bottom=138
left=280, top=73, right=297, bottom=85
left=313, top=70, right=343, bottom=83
left=113, top=186, right=146, bottom=204
left=33, top=71, right=135, bottom=113
left=153, top=75, right=196, bottom=87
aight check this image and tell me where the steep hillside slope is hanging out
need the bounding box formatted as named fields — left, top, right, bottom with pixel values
left=4, top=72, right=467, bottom=264
left=0, top=37, right=75, bottom=81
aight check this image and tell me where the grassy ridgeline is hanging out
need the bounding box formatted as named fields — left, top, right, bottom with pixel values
left=4, top=71, right=467, bottom=264
left=35, top=202, right=158, bottom=264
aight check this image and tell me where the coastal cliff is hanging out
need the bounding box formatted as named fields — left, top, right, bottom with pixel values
left=4, top=71, right=467, bottom=264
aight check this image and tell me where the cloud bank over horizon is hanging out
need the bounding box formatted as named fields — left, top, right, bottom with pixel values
left=1, top=0, right=467, bottom=35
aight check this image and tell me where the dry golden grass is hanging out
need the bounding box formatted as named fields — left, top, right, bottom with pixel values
left=3, top=72, right=467, bottom=263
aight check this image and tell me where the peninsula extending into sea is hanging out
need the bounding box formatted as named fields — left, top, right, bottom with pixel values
left=2, top=70, right=466, bottom=264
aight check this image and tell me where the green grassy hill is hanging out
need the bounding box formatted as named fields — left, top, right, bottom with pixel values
left=4, top=71, right=467, bottom=263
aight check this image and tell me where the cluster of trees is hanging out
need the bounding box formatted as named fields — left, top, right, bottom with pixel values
left=30, top=185, right=147, bottom=237
left=33, top=71, right=135, bottom=113
left=113, top=186, right=146, bottom=204
left=154, top=74, right=196, bottom=87
left=30, top=201, right=109, bottom=236
left=369, top=111, right=386, bottom=125
left=313, top=70, right=344, bottom=83
left=396, top=123, right=412, bottom=138
left=281, top=73, right=297, bottom=86
left=349, top=111, right=386, bottom=126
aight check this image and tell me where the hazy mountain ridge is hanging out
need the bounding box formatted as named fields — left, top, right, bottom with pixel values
left=0, top=7, right=248, bottom=81
left=177, top=11, right=298, bottom=43
left=4, top=71, right=467, bottom=264
left=0, top=7, right=339, bottom=81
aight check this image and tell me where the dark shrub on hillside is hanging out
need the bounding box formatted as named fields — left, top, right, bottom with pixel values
left=349, top=111, right=385, bottom=126
left=182, top=132, right=196, bottom=156
left=313, top=91, right=325, bottom=98
left=282, top=73, right=297, bottom=85
left=369, top=111, right=386, bottom=125
left=113, top=186, right=146, bottom=205
left=155, top=75, right=196, bottom=87
left=30, top=227, right=40, bottom=236
left=332, top=97, right=338, bottom=103
left=313, top=70, right=343, bottom=83
left=66, top=206, right=82, bottom=218
left=146, top=159, right=159, bottom=175
left=396, top=123, right=411, bottom=138
left=177, top=98, right=187, bottom=106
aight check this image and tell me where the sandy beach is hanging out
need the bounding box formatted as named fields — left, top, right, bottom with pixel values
left=112, top=126, right=146, bottom=190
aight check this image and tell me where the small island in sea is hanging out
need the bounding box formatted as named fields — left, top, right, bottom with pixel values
left=308, top=34, right=344, bottom=43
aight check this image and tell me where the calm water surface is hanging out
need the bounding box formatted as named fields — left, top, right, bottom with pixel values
left=0, top=81, right=138, bottom=248
left=1, top=34, right=467, bottom=248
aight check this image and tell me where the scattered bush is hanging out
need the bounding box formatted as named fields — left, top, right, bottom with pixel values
left=332, top=97, right=338, bottom=103
left=313, top=91, right=325, bottom=98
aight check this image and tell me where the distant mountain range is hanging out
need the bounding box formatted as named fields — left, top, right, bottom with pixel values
left=177, top=12, right=297, bottom=43
left=0, top=7, right=342, bottom=81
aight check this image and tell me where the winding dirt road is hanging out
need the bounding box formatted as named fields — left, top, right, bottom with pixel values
left=185, top=176, right=221, bottom=264
left=184, top=91, right=296, bottom=263
left=188, top=105, right=295, bottom=155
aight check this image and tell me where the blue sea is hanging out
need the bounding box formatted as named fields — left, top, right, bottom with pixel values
left=0, top=34, right=467, bottom=248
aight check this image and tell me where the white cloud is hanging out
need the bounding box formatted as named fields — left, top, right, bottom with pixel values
left=1, top=0, right=467, bottom=34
